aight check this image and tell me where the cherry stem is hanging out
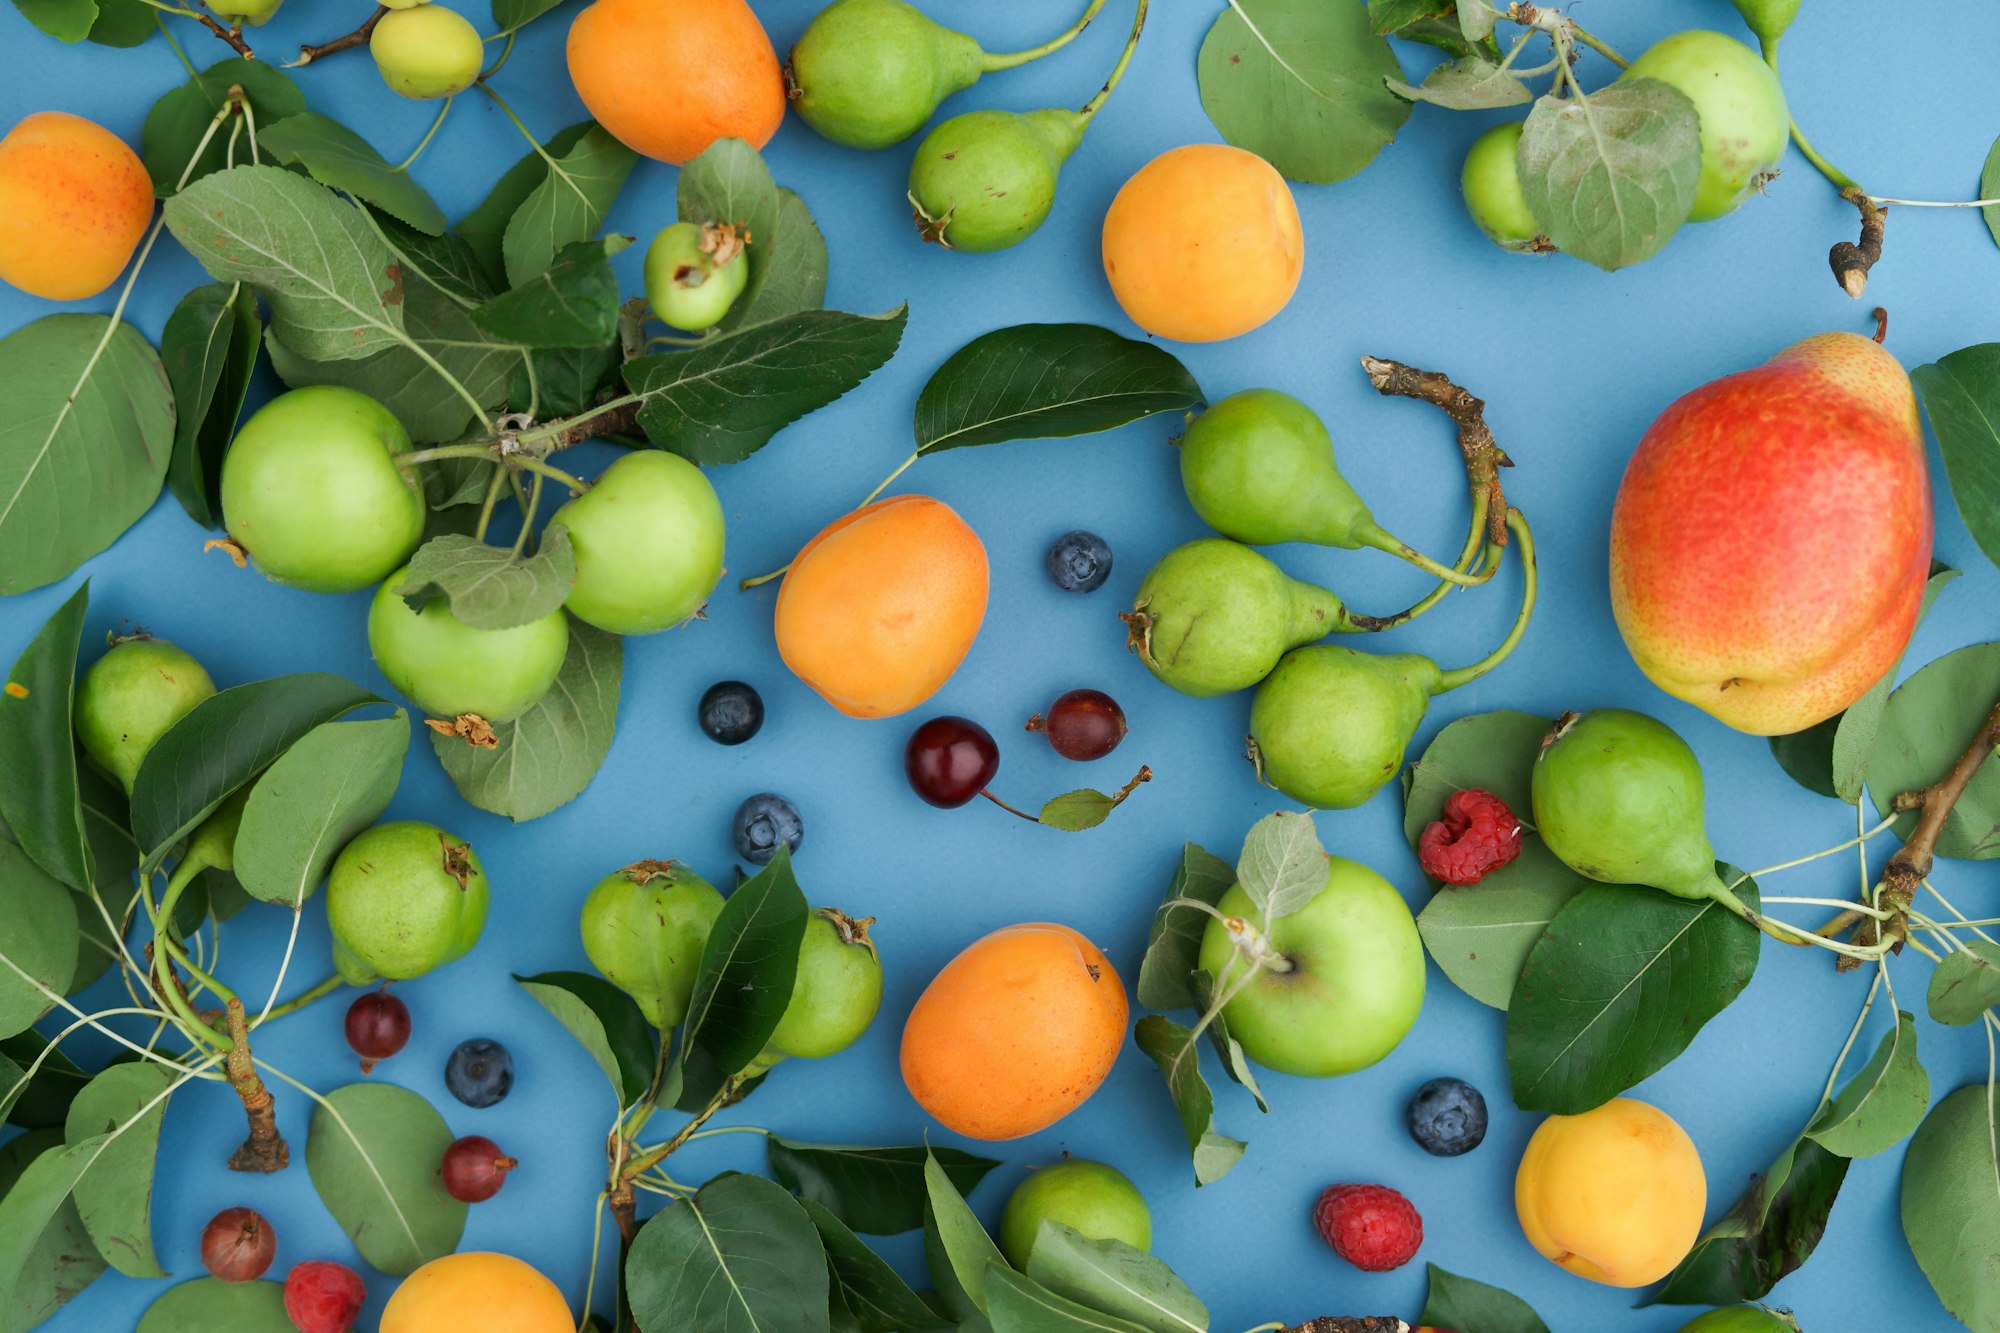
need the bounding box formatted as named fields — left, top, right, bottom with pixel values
left=1435, top=508, right=1537, bottom=692
left=982, top=0, right=1108, bottom=70
left=291, top=6, right=383, bottom=66
left=1080, top=0, right=1147, bottom=120
left=979, top=789, right=1042, bottom=823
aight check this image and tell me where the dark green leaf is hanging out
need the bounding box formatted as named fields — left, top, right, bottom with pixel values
left=1928, top=941, right=2000, bottom=1025
left=0, top=1129, right=106, bottom=1328
left=984, top=1263, right=1149, bottom=1333
left=1914, top=349, right=2000, bottom=575
left=678, top=138, right=784, bottom=328
left=804, top=1197, right=956, bottom=1333
left=746, top=188, right=830, bottom=329
left=138, top=1277, right=293, bottom=1331
left=399, top=529, right=577, bottom=630
left=1368, top=0, right=1450, bottom=33
left=85, top=0, right=152, bottom=44
left=162, top=281, right=261, bottom=529
left=491, top=0, right=564, bottom=30
left=65, top=1062, right=175, bottom=1277
left=1036, top=788, right=1120, bottom=831
left=1025, top=1222, right=1207, bottom=1333
left=681, top=846, right=808, bottom=1074
left=1517, top=80, right=1702, bottom=271
left=1653, top=1129, right=1848, bottom=1305
left=503, top=126, right=637, bottom=288
left=233, top=716, right=408, bottom=906
left=1197, top=0, right=1411, bottom=184
left=1386, top=57, right=1532, bottom=109
left=433, top=619, right=621, bottom=821
left=1419, top=1264, right=1550, bottom=1333
left=767, top=1138, right=1000, bottom=1236
left=1768, top=714, right=1842, bottom=800
left=1902, top=1083, right=2000, bottom=1332
left=129, top=673, right=379, bottom=869
left=1868, top=642, right=2000, bottom=859
left=924, top=1151, right=1007, bottom=1320
left=516, top=970, right=656, bottom=1106
left=627, top=1172, right=831, bottom=1333
left=1830, top=565, right=1960, bottom=802
left=1133, top=1015, right=1244, bottom=1186
left=1136, top=843, right=1234, bottom=1012
left=0, top=584, right=92, bottom=891
left=913, top=324, right=1201, bottom=455
left=1809, top=1011, right=1928, bottom=1157
left=1506, top=875, right=1761, bottom=1114
left=459, top=123, right=596, bottom=287
left=75, top=761, right=139, bottom=930
left=0, top=838, right=81, bottom=1039
left=1, top=1032, right=89, bottom=1129
left=259, top=112, right=446, bottom=235
left=1984, top=135, right=2000, bottom=250
left=624, top=307, right=908, bottom=465
left=10, top=0, right=95, bottom=41
left=474, top=238, right=626, bottom=348
left=0, top=314, right=175, bottom=595
left=305, top=1081, right=466, bottom=1276
left=142, top=60, right=304, bottom=195
left=519, top=343, right=622, bottom=419
left=372, top=212, right=494, bottom=306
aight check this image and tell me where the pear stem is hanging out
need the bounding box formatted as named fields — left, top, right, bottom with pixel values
left=1360, top=522, right=1492, bottom=587
left=1342, top=491, right=1497, bottom=633
left=981, top=0, right=1110, bottom=69
left=1831, top=188, right=1887, bottom=299
left=1359, top=355, right=1514, bottom=547
left=1434, top=509, right=1537, bottom=692
left=1080, top=0, right=1148, bottom=120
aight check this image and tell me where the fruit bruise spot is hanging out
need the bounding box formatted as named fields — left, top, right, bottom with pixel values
left=1085, top=962, right=1102, bottom=982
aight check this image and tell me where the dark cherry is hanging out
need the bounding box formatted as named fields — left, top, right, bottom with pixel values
left=1026, top=689, right=1127, bottom=762
left=905, top=716, right=1001, bottom=808
left=439, top=1134, right=517, bottom=1203
left=343, top=991, right=411, bottom=1074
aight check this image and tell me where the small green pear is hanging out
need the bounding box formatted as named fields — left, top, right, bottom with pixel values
left=579, top=860, right=725, bottom=1028
left=326, top=822, right=490, bottom=985
left=1179, top=389, right=1383, bottom=548
left=74, top=636, right=216, bottom=794
left=1248, top=649, right=1444, bottom=809
left=765, top=908, right=883, bottom=1059
left=909, top=109, right=1084, bottom=252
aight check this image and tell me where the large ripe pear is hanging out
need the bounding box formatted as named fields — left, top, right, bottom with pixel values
left=1609, top=331, right=1931, bottom=736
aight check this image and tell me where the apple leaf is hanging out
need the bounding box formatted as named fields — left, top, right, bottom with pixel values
left=1136, top=843, right=1235, bottom=1012
left=259, top=112, right=447, bottom=236
left=1234, top=810, right=1324, bottom=922
left=1516, top=79, right=1702, bottom=271
left=1134, top=1015, right=1245, bottom=1186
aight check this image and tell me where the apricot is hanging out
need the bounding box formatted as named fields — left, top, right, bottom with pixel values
left=0, top=112, right=153, bottom=301
left=774, top=495, right=988, bottom=719
left=1101, top=144, right=1303, bottom=343
left=382, top=1252, right=571, bottom=1333
left=567, top=0, right=786, bottom=164
left=1515, top=1098, right=1707, bottom=1287
left=901, top=923, right=1126, bottom=1140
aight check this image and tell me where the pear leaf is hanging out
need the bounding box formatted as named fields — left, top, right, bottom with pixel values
left=1914, top=347, right=2000, bottom=576
left=1902, top=1083, right=2000, bottom=1332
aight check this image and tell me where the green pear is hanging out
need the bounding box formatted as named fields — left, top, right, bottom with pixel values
left=1248, top=649, right=1444, bottom=809
left=326, top=821, right=489, bottom=984
left=1179, top=389, right=1385, bottom=548
left=74, top=637, right=215, bottom=794
left=765, top=908, right=883, bottom=1059
left=909, top=109, right=1083, bottom=252
left=579, top=860, right=724, bottom=1028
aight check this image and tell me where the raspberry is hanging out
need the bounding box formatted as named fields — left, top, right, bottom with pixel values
left=1417, top=788, right=1523, bottom=884
left=284, top=1261, right=366, bottom=1333
left=1312, top=1183, right=1423, bottom=1272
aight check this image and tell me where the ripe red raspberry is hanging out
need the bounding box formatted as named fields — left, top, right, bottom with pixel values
left=1312, top=1183, right=1423, bottom=1272
left=1418, top=788, right=1523, bottom=884
left=284, top=1261, right=366, bottom=1333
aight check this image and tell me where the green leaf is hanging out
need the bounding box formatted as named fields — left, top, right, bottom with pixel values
left=627, top=1172, right=831, bottom=1333
left=491, top=0, right=564, bottom=30
left=1234, top=810, right=1325, bottom=921
left=305, top=1081, right=466, bottom=1276
left=459, top=123, right=596, bottom=287
left=0, top=583, right=92, bottom=891
left=985, top=1263, right=1149, bottom=1333
left=138, top=1277, right=293, bottom=1331
left=1386, top=57, right=1532, bottom=110
left=1419, top=1264, right=1550, bottom=1333
left=0, top=1129, right=107, bottom=1328
left=1196, top=0, right=1411, bottom=184
left=1983, top=135, right=2000, bottom=250
left=64, top=1062, right=175, bottom=1277
left=502, top=125, right=637, bottom=288
left=433, top=618, right=621, bottom=821
left=1506, top=875, right=1762, bottom=1114
left=1133, top=1014, right=1245, bottom=1186
left=624, top=307, right=908, bottom=465
left=372, top=211, right=494, bottom=306
left=802, top=1197, right=956, bottom=1333
left=0, top=838, right=81, bottom=1039
left=924, top=1151, right=1008, bottom=1320
left=912, top=325, right=1203, bottom=455
left=1, top=1031, right=90, bottom=1129
left=162, top=281, right=261, bottom=530
left=749, top=188, right=831, bottom=329
left=1136, top=843, right=1235, bottom=1012
left=0, top=314, right=175, bottom=595
left=1809, top=1010, right=1929, bottom=1157
left=473, top=238, right=626, bottom=349
left=1868, top=642, right=2000, bottom=859
left=518, top=344, right=622, bottom=420
left=233, top=716, right=408, bottom=906
left=129, top=673, right=379, bottom=869
left=1767, top=714, right=1842, bottom=800
left=1516, top=79, right=1702, bottom=271
left=1902, top=1082, right=2000, bottom=1333
left=1830, top=565, right=1960, bottom=802
left=1653, top=1127, right=1848, bottom=1306
left=399, top=529, right=577, bottom=631
left=1914, top=348, right=2000, bottom=575
left=141, top=60, right=305, bottom=196
left=1189, top=970, right=1266, bottom=1113
left=85, top=0, right=152, bottom=44
left=1367, top=0, right=1448, bottom=32
left=767, top=1139, right=1000, bottom=1236
left=1036, top=788, right=1120, bottom=831
left=682, top=846, right=808, bottom=1074
left=1928, top=941, right=2000, bottom=1025
left=75, top=761, right=139, bottom=928
left=1025, top=1222, right=1207, bottom=1333
left=257, top=112, right=445, bottom=236
left=10, top=0, right=95, bottom=40
left=516, top=970, right=655, bottom=1106
left=678, top=138, right=785, bottom=328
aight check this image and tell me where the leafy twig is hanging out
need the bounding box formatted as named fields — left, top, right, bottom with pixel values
left=292, top=6, right=384, bottom=66
left=1359, top=356, right=1513, bottom=544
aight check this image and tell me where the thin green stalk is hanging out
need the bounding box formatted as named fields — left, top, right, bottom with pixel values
left=512, top=456, right=589, bottom=493
left=1763, top=49, right=1857, bottom=191
left=395, top=96, right=453, bottom=172
left=479, top=31, right=517, bottom=81
left=684, top=1125, right=770, bottom=1142
left=473, top=465, right=509, bottom=543
left=402, top=443, right=498, bottom=467
left=257, top=974, right=345, bottom=1024
left=1819, top=967, right=1883, bottom=1104
left=1079, top=0, right=1146, bottom=120
left=157, top=11, right=199, bottom=74
left=1435, top=509, right=1537, bottom=691
left=478, top=84, right=560, bottom=171
left=982, top=0, right=1109, bottom=70
left=624, top=1080, right=738, bottom=1181
left=1565, top=19, right=1627, bottom=68
left=511, top=473, right=545, bottom=558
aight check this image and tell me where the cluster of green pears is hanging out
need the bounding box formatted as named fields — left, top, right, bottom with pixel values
left=579, top=860, right=884, bottom=1066
left=1125, top=387, right=1536, bottom=810
left=787, top=0, right=1146, bottom=251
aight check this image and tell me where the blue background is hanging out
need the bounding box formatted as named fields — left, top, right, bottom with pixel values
left=3, top=1, right=1998, bottom=1329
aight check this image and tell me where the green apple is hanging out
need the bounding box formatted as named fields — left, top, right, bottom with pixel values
left=367, top=570, right=570, bottom=722
left=370, top=5, right=485, bottom=99
left=551, top=451, right=726, bottom=636
left=1621, top=30, right=1788, bottom=222
left=645, top=222, right=750, bottom=332
left=999, top=1159, right=1151, bottom=1269
left=1675, top=1307, right=1798, bottom=1333
left=1461, top=121, right=1544, bottom=252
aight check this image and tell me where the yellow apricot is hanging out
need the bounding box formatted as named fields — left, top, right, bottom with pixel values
left=1101, top=143, right=1303, bottom=343
left=381, top=1252, right=571, bottom=1333
left=1515, top=1098, right=1707, bottom=1287
left=0, top=112, right=153, bottom=301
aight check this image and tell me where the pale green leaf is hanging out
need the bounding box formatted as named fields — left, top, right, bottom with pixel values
left=1516, top=79, right=1702, bottom=271
left=399, top=529, right=576, bottom=631
left=304, top=1082, right=466, bottom=1276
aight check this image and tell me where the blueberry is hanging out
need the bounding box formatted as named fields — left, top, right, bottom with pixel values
left=733, top=793, right=803, bottom=865
left=1406, top=1076, right=1487, bottom=1157
left=445, top=1038, right=514, bottom=1109
left=699, top=680, right=765, bottom=745
left=1046, top=531, right=1112, bottom=594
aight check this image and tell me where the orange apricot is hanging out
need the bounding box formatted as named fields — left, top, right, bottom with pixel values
left=901, top=922, right=1127, bottom=1140
left=567, top=0, right=786, bottom=165
left=1101, top=143, right=1304, bottom=343
left=382, top=1252, right=571, bottom=1333
left=0, top=112, right=153, bottom=301
left=774, top=495, right=988, bottom=719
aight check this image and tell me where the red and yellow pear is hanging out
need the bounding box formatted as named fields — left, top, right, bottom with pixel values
left=1609, top=328, right=1932, bottom=736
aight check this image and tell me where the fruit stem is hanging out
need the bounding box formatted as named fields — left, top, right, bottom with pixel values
left=981, top=0, right=1109, bottom=70
left=1353, top=491, right=1501, bottom=634
left=1359, top=354, right=1514, bottom=546
left=1762, top=47, right=1859, bottom=192
left=1435, top=509, right=1537, bottom=692
left=1831, top=188, right=1887, bottom=299
left=739, top=562, right=793, bottom=591
left=1360, top=522, right=1492, bottom=586
left=256, top=973, right=345, bottom=1024
left=1869, top=690, right=2000, bottom=954
left=289, top=5, right=384, bottom=67
left=860, top=450, right=921, bottom=507
left=1080, top=0, right=1148, bottom=120
left=479, top=31, right=518, bottom=82
left=979, top=789, right=1043, bottom=823
left=472, top=464, right=509, bottom=543
left=394, top=96, right=454, bottom=173
left=621, top=1077, right=741, bottom=1182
